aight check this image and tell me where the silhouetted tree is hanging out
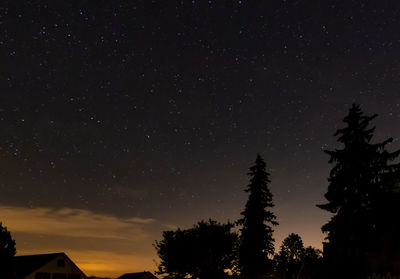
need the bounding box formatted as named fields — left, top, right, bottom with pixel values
left=238, top=154, right=278, bottom=279
left=317, top=104, right=400, bottom=278
left=155, top=219, right=238, bottom=279
left=274, top=234, right=322, bottom=279
left=299, top=247, right=323, bottom=279
left=0, top=222, right=16, bottom=278
left=367, top=168, right=400, bottom=275
left=274, top=233, right=304, bottom=279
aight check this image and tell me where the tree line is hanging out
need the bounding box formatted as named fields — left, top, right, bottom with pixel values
left=1, top=104, right=399, bottom=278
left=154, top=104, right=400, bottom=279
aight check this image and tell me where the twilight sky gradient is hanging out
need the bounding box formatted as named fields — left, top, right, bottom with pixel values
left=1, top=1, right=400, bottom=277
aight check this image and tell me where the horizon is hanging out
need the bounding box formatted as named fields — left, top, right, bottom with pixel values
left=1, top=1, right=400, bottom=278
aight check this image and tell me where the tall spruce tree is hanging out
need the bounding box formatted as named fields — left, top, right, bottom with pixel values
left=318, top=104, right=400, bottom=278
left=238, top=154, right=278, bottom=279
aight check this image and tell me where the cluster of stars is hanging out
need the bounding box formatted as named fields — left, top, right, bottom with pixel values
left=0, top=1, right=399, bottom=229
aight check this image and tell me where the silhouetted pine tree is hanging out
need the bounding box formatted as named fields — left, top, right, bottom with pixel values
left=238, top=154, right=278, bottom=279
left=318, top=104, right=400, bottom=278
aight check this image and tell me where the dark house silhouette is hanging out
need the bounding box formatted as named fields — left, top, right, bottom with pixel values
left=13, top=252, right=87, bottom=279
left=117, top=272, right=157, bottom=279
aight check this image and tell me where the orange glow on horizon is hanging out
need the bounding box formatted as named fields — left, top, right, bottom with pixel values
left=1, top=206, right=159, bottom=277
left=2, top=205, right=326, bottom=277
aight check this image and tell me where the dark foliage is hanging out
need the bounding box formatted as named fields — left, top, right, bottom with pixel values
left=300, top=247, right=323, bottom=279
left=0, top=222, right=16, bottom=278
left=238, top=154, right=278, bottom=278
left=155, top=219, right=238, bottom=279
left=274, top=233, right=305, bottom=279
left=154, top=105, right=400, bottom=279
left=274, top=234, right=322, bottom=279
left=317, top=104, right=400, bottom=278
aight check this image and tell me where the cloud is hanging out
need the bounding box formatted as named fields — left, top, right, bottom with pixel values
left=0, top=206, right=154, bottom=240
left=161, top=223, right=179, bottom=230
left=0, top=206, right=160, bottom=277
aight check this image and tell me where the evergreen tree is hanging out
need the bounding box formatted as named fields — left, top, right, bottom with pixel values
left=238, top=154, right=278, bottom=279
left=317, top=104, right=400, bottom=278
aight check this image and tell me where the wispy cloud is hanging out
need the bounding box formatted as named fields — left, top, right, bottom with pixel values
left=0, top=206, right=154, bottom=240
left=161, top=223, right=179, bottom=230
left=0, top=206, right=159, bottom=277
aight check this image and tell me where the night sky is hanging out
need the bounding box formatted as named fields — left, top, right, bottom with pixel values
left=1, top=1, right=400, bottom=277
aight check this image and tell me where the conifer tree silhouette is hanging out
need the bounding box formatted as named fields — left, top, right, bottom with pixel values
left=238, top=154, right=278, bottom=279
left=318, top=104, right=400, bottom=278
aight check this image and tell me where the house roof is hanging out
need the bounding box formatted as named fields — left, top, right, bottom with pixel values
left=117, top=272, right=157, bottom=279
left=14, top=252, right=65, bottom=278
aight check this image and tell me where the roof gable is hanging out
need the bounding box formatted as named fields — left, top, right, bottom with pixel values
left=14, top=252, right=87, bottom=279
left=14, top=253, right=64, bottom=278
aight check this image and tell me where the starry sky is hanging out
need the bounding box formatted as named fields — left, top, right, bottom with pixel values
left=1, top=0, right=400, bottom=277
